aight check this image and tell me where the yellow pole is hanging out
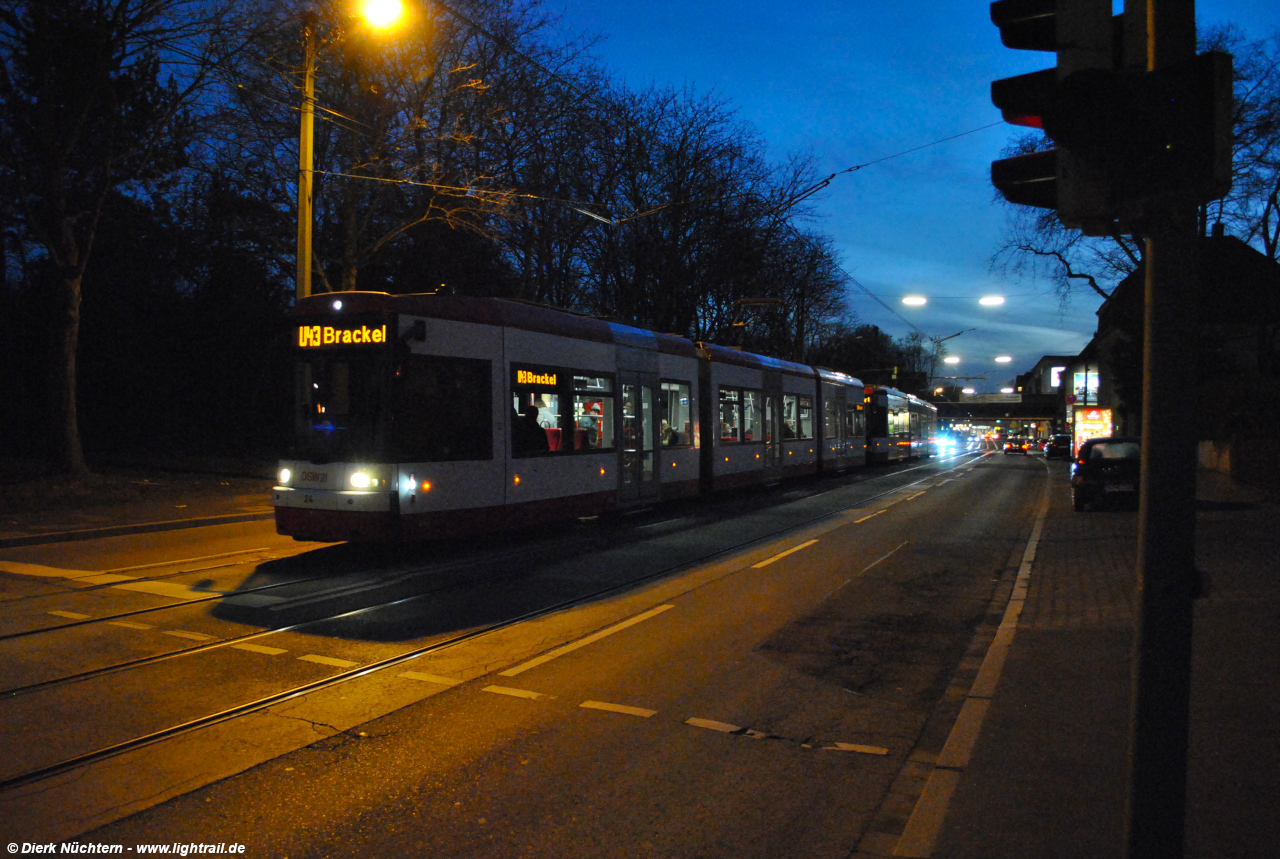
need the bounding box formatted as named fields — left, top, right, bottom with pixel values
left=296, top=15, right=316, bottom=301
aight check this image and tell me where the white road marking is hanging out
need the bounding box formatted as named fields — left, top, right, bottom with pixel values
left=112, top=581, right=225, bottom=600
left=824, top=742, right=889, bottom=755
left=855, top=510, right=887, bottom=524
left=483, top=685, right=544, bottom=700
left=162, top=630, right=215, bottom=641
left=74, top=574, right=139, bottom=586
left=895, top=481, right=1052, bottom=858
left=863, top=542, right=909, bottom=574
left=0, top=549, right=269, bottom=582
left=107, top=621, right=154, bottom=630
left=499, top=604, right=676, bottom=677
left=580, top=700, right=657, bottom=718
left=231, top=643, right=288, bottom=655
left=752, top=539, right=819, bottom=569
left=48, top=610, right=92, bottom=620
left=298, top=654, right=358, bottom=668
left=685, top=717, right=742, bottom=733
left=399, top=671, right=460, bottom=686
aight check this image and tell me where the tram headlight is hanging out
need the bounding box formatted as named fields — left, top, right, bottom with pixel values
left=278, top=468, right=292, bottom=485
left=349, top=471, right=372, bottom=489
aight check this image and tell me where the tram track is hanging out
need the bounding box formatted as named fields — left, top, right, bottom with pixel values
left=0, top=453, right=985, bottom=794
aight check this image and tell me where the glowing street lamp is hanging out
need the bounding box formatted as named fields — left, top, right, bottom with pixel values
left=995, top=355, right=1013, bottom=363
left=1000, top=387, right=1015, bottom=394
left=979, top=295, right=1005, bottom=306
left=360, top=0, right=405, bottom=27
left=297, top=2, right=409, bottom=301
left=943, top=356, right=961, bottom=365
left=902, top=296, right=927, bottom=306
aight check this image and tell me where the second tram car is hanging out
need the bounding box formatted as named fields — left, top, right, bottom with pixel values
left=273, top=293, right=930, bottom=542
left=862, top=386, right=938, bottom=464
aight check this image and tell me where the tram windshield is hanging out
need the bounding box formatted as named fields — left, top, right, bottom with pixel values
left=295, top=355, right=384, bottom=462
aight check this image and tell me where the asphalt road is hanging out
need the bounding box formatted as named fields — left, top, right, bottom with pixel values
left=1, top=451, right=1049, bottom=855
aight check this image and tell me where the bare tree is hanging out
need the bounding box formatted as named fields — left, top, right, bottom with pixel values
left=0, top=0, right=247, bottom=474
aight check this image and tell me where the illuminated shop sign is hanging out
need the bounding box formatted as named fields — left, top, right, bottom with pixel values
left=516, top=369, right=557, bottom=386
left=298, top=324, right=387, bottom=348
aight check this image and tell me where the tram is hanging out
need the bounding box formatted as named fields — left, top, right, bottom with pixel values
left=273, top=293, right=927, bottom=543
left=862, top=386, right=939, bottom=464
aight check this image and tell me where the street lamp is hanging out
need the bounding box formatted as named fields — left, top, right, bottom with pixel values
left=902, top=296, right=927, bottom=306
left=296, top=2, right=407, bottom=302
left=979, top=295, right=1005, bottom=306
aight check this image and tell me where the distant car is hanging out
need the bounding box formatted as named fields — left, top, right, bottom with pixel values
left=1003, top=437, right=1031, bottom=455
left=1045, top=434, right=1072, bottom=459
left=1071, top=436, right=1141, bottom=511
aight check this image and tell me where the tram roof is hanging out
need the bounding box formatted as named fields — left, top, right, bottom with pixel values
left=292, top=292, right=699, bottom=358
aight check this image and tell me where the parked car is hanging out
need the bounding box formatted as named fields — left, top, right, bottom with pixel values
left=1003, top=437, right=1031, bottom=455
left=1045, top=434, right=1072, bottom=459
left=1071, top=436, right=1141, bottom=510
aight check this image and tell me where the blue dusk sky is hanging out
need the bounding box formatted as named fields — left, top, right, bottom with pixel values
left=546, top=1, right=1280, bottom=389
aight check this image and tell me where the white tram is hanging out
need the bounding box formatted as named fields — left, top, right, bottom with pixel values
left=273, top=293, right=883, bottom=543
left=863, top=386, right=939, bottom=464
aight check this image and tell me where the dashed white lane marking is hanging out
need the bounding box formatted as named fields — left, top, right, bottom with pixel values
left=298, top=654, right=358, bottom=668
left=483, top=685, right=545, bottom=700
left=161, top=630, right=215, bottom=641
left=752, top=539, right=819, bottom=569
left=399, top=671, right=460, bottom=686
left=825, top=742, right=889, bottom=755
left=107, top=621, right=153, bottom=630
left=499, top=604, right=676, bottom=677
left=48, top=610, right=92, bottom=620
left=855, top=510, right=887, bottom=524
left=580, top=700, right=657, bottom=718
left=231, top=643, right=287, bottom=655
left=685, top=717, right=742, bottom=733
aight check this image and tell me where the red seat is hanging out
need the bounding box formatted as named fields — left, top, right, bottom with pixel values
left=545, top=428, right=562, bottom=450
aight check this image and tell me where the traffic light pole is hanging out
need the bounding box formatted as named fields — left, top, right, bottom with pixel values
left=1124, top=4, right=1199, bottom=858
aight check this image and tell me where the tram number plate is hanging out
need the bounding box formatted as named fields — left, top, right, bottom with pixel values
left=303, top=494, right=314, bottom=503
left=1104, top=484, right=1135, bottom=493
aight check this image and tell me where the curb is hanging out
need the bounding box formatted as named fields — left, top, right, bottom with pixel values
left=0, top=511, right=276, bottom=549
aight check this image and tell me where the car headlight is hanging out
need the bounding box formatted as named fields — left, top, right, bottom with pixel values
left=350, top=471, right=372, bottom=489
left=278, top=468, right=292, bottom=485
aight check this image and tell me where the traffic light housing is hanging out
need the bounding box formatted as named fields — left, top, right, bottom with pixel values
left=989, top=0, right=1116, bottom=233
left=989, top=0, right=1233, bottom=234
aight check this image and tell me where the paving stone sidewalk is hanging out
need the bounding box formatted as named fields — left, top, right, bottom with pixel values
left=930, top=468, right=1279, bottom=858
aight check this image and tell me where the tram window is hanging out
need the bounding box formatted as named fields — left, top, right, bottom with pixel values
left=389, top=356, right=492, bottom=462
left=296, top=357, right=382, bottom=461
left=797, top=395, right=814, bottom=439
left=719, top=388, right=741, bottom=442
left=659, top=381, right=692, bottom=447
left=742, top=390, right=761, bottom=442
left=573, top=375, right=614, bottom=451
left=825, top=398, right=841, bottom=441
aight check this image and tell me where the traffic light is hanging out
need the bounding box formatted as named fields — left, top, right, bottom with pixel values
left=989, top=0, right=1115, bottom=233
left=989, top=1, right=1233, bottom=233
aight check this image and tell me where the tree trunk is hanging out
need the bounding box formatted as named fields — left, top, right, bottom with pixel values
left=53, top=271, right=89, bottom=476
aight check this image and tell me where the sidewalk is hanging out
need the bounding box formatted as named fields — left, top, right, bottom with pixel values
left=0, top=461, right=275, bottom=548
left=925, top=468, right=1280, bottom=858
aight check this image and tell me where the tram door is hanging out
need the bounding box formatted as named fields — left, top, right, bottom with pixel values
left=763, top=394, right=783, bottom=483
left=619, top=373, right=659, bottom=505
